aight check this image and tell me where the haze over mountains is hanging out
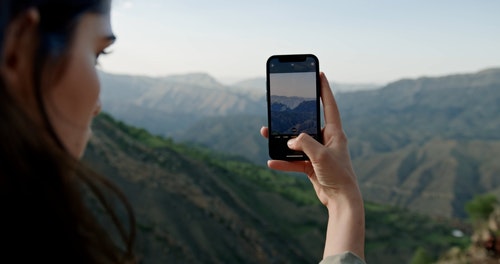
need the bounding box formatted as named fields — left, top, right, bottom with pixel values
left=98, top=72, right=265, bottom=136
left=98, top=71, right=380, bottom=137
left=98, top=68, right=500, bottom=219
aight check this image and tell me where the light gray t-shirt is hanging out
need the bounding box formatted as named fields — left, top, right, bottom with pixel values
left=319, top=252, right=366, bottom=264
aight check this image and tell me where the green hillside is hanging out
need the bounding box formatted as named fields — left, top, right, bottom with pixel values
left=83, top=113, right=469, bottom=263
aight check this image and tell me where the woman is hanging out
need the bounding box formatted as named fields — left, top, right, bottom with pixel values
left=0, top=0, right=365, bottom=263
left=0, top=0, right=135, bottom=263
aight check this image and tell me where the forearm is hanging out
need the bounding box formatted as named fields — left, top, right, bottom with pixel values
left=323, top=188, right=365, bottom=260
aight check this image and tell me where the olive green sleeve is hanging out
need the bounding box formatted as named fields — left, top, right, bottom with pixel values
left=319, top=252, right=366, bottom=264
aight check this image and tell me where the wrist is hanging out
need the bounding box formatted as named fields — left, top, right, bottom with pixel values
left=323, top=187, right=365, bottom=260
left=326, top=191, right=364, bottom=222
left=324, top=185, right=364, bottom=213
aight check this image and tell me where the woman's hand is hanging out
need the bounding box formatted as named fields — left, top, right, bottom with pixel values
left=260, top=72, right=365, bottom=260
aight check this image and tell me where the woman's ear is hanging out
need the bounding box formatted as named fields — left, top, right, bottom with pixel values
left=1, top=8, right=40, bottom=95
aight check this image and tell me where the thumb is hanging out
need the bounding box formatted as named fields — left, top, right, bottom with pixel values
left=287, top=133, right=323, bottom=159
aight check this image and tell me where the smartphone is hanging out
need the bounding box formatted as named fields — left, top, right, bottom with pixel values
left=266, top=54, right=322, bottom=160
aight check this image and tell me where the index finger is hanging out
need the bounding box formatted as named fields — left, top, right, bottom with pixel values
left=260, top=126, right=269, bottom=139
left=320, top=72, right=343, bottom=129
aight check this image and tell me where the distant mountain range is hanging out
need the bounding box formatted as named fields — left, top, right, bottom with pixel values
left=98, top=72, right=379, bottom=137
left=98, top=68, right=500, bottom=219
left=230, top=77, right=382, bottom=93
left=270, top=95, right=315, bottom=110
left=98, top=72, right=265, bottom=137
left=270, top=96, right=318, bottom=134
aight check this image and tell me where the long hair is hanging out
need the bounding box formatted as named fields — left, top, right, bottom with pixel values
left=0, top=0, right=136, bottom=262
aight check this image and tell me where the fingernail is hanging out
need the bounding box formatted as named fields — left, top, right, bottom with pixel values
left=287, top=138, right=296, bottom=147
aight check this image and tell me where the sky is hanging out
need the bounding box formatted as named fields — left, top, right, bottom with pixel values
left=270, top=72, right=317, bottom=98
left=99, top=0, right=500, bottom=85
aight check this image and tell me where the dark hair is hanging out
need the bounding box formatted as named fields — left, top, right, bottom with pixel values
left=0, top=0, right=136, bottom=263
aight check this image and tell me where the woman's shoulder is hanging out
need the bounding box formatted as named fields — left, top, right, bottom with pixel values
left=319, top=252, right=366, bottom=264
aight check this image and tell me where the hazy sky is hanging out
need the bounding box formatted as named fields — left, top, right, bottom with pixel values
left=270, top=72, right=317, bottom=98
left=99, top=0, right=500, bottom=84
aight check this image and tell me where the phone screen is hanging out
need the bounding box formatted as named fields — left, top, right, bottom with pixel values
left=266, top=54, right=321, bottom=160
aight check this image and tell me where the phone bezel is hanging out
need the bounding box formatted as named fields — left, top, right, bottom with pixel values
left=266, top=54, right=322, bottom=161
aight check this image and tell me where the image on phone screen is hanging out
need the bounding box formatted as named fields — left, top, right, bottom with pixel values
left=269, top=71, right=318, bottom=136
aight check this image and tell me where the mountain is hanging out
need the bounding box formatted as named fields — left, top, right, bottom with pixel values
left=98, top=71, right=266, bottom=137
left=84, top=114, right=322, bottom=263
left=171, top=115, right=268, bottom=164
left=98, top=68, right=500, bottom=219
left=231, top=77, right=382, bottom=93
left=270, top=95, right=314, bottom=110
left=270, top=97, right=318, bottom=135
left=337, top=68, right=500, bottom=218
left=176, top=68, right=500, bottom=219
left=83, top=113, right=469, bottom=263
left=98, top=72, right=380, bottom=137
left=338, top=68, right=500, bottom=146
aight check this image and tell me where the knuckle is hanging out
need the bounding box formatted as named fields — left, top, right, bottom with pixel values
left=297, top=133, right=307, bottom=141
left=336, top=131, right=348, bottom=145
left=294, top=133, right=308, bottom=146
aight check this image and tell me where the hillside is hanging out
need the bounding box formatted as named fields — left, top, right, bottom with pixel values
left=339, top=68, right=500, bottom=218
left=83, top=113, right=469, bottom=263
left=85, top=113, right=325, bottom=263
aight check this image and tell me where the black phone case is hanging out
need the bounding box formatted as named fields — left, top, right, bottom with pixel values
left=266, top=54, right=322, bottom=161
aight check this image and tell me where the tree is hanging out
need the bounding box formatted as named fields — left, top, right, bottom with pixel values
left=465, top=194, right=498, bottom=222
left=410, top=247, right=433, bottom=264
